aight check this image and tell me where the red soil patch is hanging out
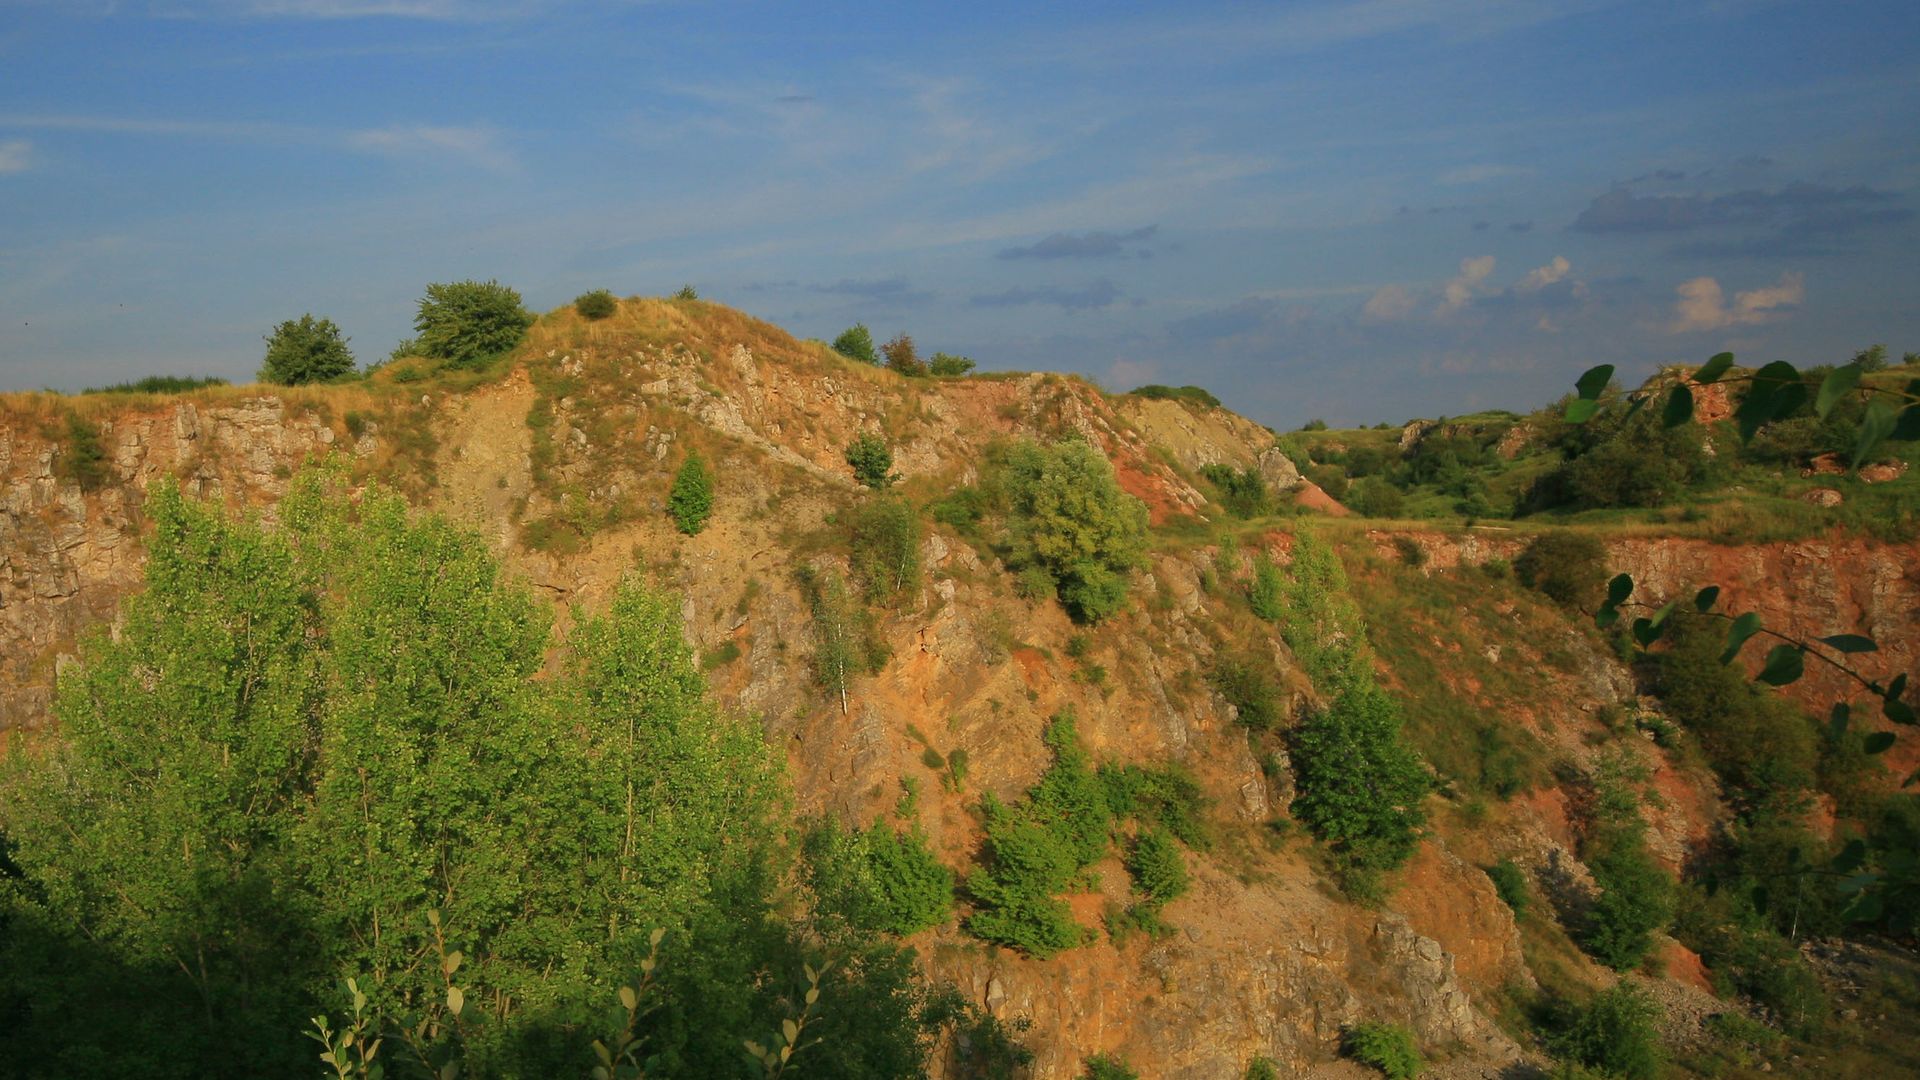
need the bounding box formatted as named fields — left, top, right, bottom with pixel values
left=1394, top=841, right=1524, bottom=992
left=1658, top=938, right=1717, bottom=995
left=1293, top=480, right=1350, bottom=516
left=1012, top=647, right=1048, bottom=689
left=1110, top=454, right=1182, bottom=526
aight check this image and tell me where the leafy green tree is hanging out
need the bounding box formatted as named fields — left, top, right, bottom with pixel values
left=1548, top=984, right=1663, bottom=1080
left=929, top=352, right=976, bottom=376
left=0, top=473, right=947, bottom=1079
left=882, top=333, right=928, bottom=377
left=1346, top=476, right=1405, bottom=517
left=673, top=284, right=699, bottom=301
left=832, top=323, right=879, bottom=364
left=1200, top=464, right=1270, bottom=518
left=845, top=432, right=897, bottom=489
left=261, top=314, right=356, bottom=385
left=1002, top=439, right=1150, bottom=624
left=805, top=819, right=954, bottom=936
left=414, top=279, right=534, bottom=366
left=1289, top=686, right=1430, bottom=888
left=670, top=449, right=714, bottom=535
left=1124, top=829, right=1189, bottom=906
left=574, top=288, right=618, bottom=319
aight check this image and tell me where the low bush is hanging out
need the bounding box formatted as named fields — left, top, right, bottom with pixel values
left=1486, top=859, right=1530, bottom=917
left=1082, top=1053, right=1141, bottom=1080
left=1514, top=531, right=1607, bottom=609
left=848, top=497, right=922, bottom=605
left=573, top=289, right=617, bottom=319
left=1210, top=656, right=1283, bottom=731
left=804, top=818, right=955, bottom=936
left=81, top=374, right=229, bottom=394
left=1201, top=463, right=1271, bottom=518
left=930, top=352, right=976, bottom=376
left=669, top=450, right=714, bottom=535
left=846, top=433, right=896, bottom=489
left=1547, top=983, right=1663, bottom=1080
left=56, top=413, right=111, bottom=492
left=1345, top=1022, right=1422, bottom=1079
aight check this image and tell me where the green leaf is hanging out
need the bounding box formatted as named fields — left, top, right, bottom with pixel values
left=1735, top=360, right=1805, bottom=443
left=1816, top=362, right=1863, bottom=419
left=442, top=950, right=463, bottom=976
left=1887, top=698, right=1917, bottom=727
left=1631, top=617, right=1659, bottom=647
left=1834, top=838, right=1868, bottom=873
left=1575, top=364, right=1614, bottom=400
left=618, top=986, right=637, bottom=1011
left=1756, top=644, right=1804, bottom=686
left=1845, top=889, right=1885, bottom=924
left=1564, top=398, right=1600, bottom=424
left=1694, top=351, right=1735, bottom=384
left=1607, top=573, right=1634, bottom=607
left=446, top=986, right=464, bottom=1017
left=1905, top=768, right=1920, bottom=789
left=1720, top=612, right=1762, bottom=664
left=783, top=1018, right=800, bottom=1045
left=1864, top=732, right=1896, bottom=755
left=1893, top=395, right=1920, bottom=442
left=1662, top=383, right=1694, bottom=427
left=1693, top=585, right=1719, bottom=612
left=1853, top=398, right=1898, bottom=468
left=1819, top=634, right=1878, bottom=654
left=1829, top=703, right=1851, bottom=740
left=1596, top=607, right=1620, bottom=629
left=1890, top=673, right=1909, bottom=702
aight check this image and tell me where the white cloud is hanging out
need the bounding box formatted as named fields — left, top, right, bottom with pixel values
left=0, top=139, right=32, bottom=174
left=1517, top=255, right=1570, bottom=292
left=1669, top=271, right=1804, bottom=333
left=1439, top=254, right=1495, bottom=312
left=1361, top=283, right=1417, bottom=321
left=346, top=124, right=514, bottom=171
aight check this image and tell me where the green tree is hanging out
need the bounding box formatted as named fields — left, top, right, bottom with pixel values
left=805, top=819, right=954, bottom=936
left=845, top=432, right=897, bottom=489
left=414, top=279, right=534, bottom=366
left=0, top=472, right=944, bottom=1079
left=832, top=323, right=879, bottom=364
left=670, top=449, right=715, bottom=535
left=1548, top=984, right=1663, bottom=1080
left=929, top=352, right=976, bottom=376
left=1289, top=686, right=1431, bottom=888
left=1002, top=440, right=1149, bottom=624
left=261, top=314, right=356, bottom=385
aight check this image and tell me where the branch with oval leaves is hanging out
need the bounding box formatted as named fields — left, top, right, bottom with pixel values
left=1566, top=351, right=1920, bottom=469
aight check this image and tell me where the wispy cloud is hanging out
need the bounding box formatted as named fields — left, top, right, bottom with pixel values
left=997, top=225, right=1158, bottom=260
left=0, top=139, right=32, bottom=175
left=1437, top=163, right=1531, bottom=185
left=1361, top=283, right=1416, bottom=321
left=1669, top=272, right=1804, bottom=333
left=347, top=124, right=515, bottom=171
left=0, top=112, right=515, bottom=170
left=152, top=0, right=537, bottom=18
left=809, top=277, right=933, bottom=305
left=971, top=280, right=1123, bottom=312
left=1572, top=180, right=1911, bottom=256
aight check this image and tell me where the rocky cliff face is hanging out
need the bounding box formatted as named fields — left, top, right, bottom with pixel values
left=3, top=303, right=1913, bottom=1076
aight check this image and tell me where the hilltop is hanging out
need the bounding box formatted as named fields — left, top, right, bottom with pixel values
left=2, top=295, right=1918, bottom=1078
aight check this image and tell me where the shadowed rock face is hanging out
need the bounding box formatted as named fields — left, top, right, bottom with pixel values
left=3, top=304, right=1913, bottom=1077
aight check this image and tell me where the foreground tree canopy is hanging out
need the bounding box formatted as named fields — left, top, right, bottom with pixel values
left=0, top=470, right=946, bottom=1079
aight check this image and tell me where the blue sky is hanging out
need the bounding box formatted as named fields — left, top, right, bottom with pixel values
left=2, top=1, right=1917, bottom=427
